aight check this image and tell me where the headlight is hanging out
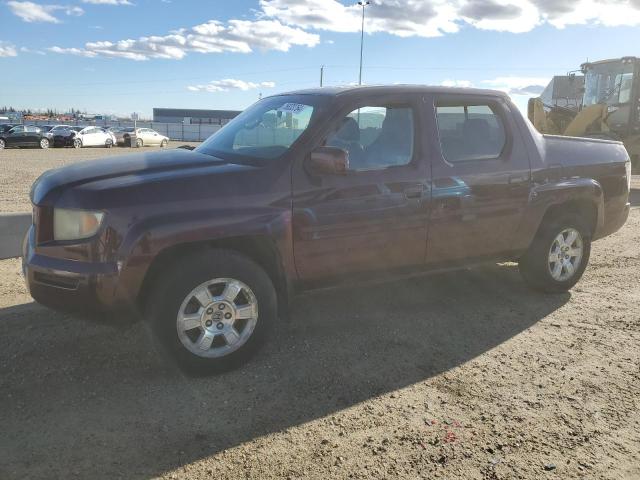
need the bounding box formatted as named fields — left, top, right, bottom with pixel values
left=53, top=208, right=104, bottom=241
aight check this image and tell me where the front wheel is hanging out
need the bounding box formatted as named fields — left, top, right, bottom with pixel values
left=136, top=138, right=143, bottom=148
left=73, top=138, right=82, bottom=149
left=105, top=139, right=113, bottom=148
left=0, top=139, right=5, bottom=149
left=160, top=139, right=168, bottom=148
left=40, top=138, right=50, bottom=149
left=146, top=250, right=277, bottom=374
left=519, top=216, right=591, bottom=293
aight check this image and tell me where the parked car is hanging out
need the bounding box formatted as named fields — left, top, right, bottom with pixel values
left=0, top=125, right=51, bottom=149
left=113, top=127, right=169, bottom=147
left=110, top=127, right=135, bottom=146
left=23, top=86, right=631, bottom=373
left=0, top=123, right=19, bottom=134
left=53, top=126, right=116, bottom=148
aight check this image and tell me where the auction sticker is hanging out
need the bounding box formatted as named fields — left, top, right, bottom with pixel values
left=278, top=103, right=308, bottom=114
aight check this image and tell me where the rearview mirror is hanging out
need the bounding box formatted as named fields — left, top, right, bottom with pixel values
left=306, top=146, right=349, bottom=175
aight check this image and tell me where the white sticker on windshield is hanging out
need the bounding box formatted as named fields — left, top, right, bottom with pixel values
left=278, top=103, right=308, bottom=114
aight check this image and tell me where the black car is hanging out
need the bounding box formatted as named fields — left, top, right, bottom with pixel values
left=0, top=125, right=52, bottom=149
left=0, top=123, right=18, bottom=134
left=52, top=126, right=84, bottom=147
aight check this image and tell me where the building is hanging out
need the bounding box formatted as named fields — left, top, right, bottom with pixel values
left=153, top=108, right=241, bottom=125
left=539, top=75, right=585, bottom=110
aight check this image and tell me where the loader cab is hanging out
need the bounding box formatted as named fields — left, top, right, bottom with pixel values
left=581, top=57, right=640, bottom=136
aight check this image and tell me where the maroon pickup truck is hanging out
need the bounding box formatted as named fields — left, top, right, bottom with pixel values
left=23, top=86, right=631, bottom=373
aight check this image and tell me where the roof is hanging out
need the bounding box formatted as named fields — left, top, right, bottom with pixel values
left=277, top=84, right=509, bottom=98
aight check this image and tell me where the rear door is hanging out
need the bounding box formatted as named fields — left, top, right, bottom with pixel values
left=292, top=93, right=431, bottom=280
left=24, top=126, right=41, bottom=146
left=425, top=94, right=531, bottom=264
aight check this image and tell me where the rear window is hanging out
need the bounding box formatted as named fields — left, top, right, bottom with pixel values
left=436, top=103, right=506, bottom=162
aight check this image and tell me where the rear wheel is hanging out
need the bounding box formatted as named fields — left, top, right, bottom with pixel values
left=39, top=138, right=50, bottom=149
left=146, top=249, right=277, bottom=374
left=519, top=215, right=591, bottom=293
left=105, top=139, right=113, bottom=148
left=0, top=139, right=5, bottom=149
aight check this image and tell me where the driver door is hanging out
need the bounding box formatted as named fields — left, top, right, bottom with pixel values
left=5, top=126, right=24, bottom=146
left=291, top=94, right=431, bottom=280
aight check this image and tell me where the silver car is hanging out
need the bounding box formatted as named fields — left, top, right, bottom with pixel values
left=112, top=127, right=169, bottom=147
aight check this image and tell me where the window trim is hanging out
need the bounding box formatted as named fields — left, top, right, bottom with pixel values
left=434, top=97, right=511, bottom=165
left=321, top=100, right=420, bottom=173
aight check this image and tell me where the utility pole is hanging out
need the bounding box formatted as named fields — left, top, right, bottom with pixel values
left=358, top=1, right=370, bottom=86
left=320, top=65, right=325, bottom=87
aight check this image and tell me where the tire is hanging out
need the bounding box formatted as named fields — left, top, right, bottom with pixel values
left=105, top=139, right=113, bottom=148
left=0, top=139, right=4, bottom=150
left=39, top=138, right=50, bottom=149
left=73, top=138, right=82, bottom=149
left=145, top=249, right=277, bottom=374
left=136, top=138, right=143, bottom=148
left=160, top=139, right=168, bottom=148
left=519, top=215, right=591, bottom=293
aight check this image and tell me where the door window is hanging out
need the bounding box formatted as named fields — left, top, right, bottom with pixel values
left=436, top=104, right=506, bottom=162
left=325, top=105, right=415, bottom=171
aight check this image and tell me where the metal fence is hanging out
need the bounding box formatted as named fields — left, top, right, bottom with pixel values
left=25, top=120, right=222, bottom=142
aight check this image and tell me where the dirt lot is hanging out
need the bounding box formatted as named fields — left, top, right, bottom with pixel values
left=0, top=142, right=200, bottom=213
left=0, top=166, right=639, bottom=479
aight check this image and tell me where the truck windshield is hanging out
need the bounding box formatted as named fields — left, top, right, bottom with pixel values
left=196, top=95, right=319, bottom=163
left=583, top=62, right=635, bottom=107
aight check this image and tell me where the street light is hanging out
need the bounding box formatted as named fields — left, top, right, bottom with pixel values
left=358, top=1, right=370, bottom=86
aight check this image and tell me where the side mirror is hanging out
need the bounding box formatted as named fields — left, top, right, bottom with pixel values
left=306, top=146, right=349, bottom=175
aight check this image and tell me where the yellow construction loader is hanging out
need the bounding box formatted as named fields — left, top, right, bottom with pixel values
left=529, top=57, right=640, bottom=170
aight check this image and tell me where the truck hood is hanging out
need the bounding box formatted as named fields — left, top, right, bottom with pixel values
left=31, top=149, right=230, bottom=205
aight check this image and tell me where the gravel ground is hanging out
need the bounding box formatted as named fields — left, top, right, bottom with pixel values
left=0, top=179, right=638, bottom=479
left=0, top=142, right=201, bottom=213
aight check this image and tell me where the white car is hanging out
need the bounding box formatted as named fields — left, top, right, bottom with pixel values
left=72, top=127, right=117, bottom=148
left=133, top=128, right=170, bottom=148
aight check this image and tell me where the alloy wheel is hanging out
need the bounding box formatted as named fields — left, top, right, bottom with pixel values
left=176, top=278, right=259, bottom=358
left=548, top=228, right=584, bottom=281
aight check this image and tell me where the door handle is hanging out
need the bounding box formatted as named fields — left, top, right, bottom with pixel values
left=508, top=174, right=529, bottom=185
left=404, top=185, right=426, bottom=199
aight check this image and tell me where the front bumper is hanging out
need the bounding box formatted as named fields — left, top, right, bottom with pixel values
left=22, top=226, right=133, bottom=315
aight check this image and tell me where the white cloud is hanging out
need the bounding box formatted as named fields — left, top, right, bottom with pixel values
left=439, top=77, right=549, bottom=97
left=260, top=0, right=640, bottom=36
left=441, top=79, right=474, bottom=88
left=81, top=0, right=133, bottom=5
left=48, top=46, right=97, bottom=57
left=0, top=42, right=18, bottom=57
left=482, top=76, right=550, bottom=95
left=188, top=79, right=276, bottom=92
left=19, top=46, right=46, bottom=55
left=49, top=18, right=319, bottom=60
left=8, top=1, right=84, bottom=23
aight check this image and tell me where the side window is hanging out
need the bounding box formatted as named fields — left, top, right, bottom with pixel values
left=325, top=105, right=414, bottom=171
left=436, top=103, right=506, bottom=162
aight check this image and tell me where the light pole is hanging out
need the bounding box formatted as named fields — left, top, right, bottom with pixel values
left=358, top=1, right=370, bottom=86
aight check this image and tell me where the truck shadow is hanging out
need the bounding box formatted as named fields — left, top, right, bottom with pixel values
left=0, top=264, right=569, bottom=479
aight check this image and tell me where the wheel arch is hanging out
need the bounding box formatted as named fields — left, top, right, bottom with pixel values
left=136, top=235, right=290, bottom=316
left=515, top=178, right=604, bottom=253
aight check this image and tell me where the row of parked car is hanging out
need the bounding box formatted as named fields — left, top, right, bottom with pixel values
left=0, top=123, right=170, bottom=150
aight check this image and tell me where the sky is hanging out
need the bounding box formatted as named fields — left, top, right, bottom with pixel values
left=0, top=0, right=639, bottom=118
